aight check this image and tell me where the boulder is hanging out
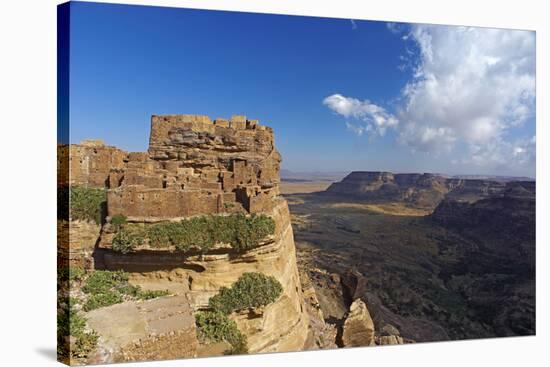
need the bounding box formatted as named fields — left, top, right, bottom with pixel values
left=342, top=299, right=375, bottom=347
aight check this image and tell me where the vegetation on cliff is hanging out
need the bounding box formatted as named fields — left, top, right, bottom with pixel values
left=195, top=311, right=248, bottom=354
left=110, top=213, right=127, bottom=230
left=195, top=272, right=283, bottom=355
left=81, top=270, right=170, bottom=311
left=209, top=272, right=283, bottom=314
left=69, top=186, right=106, bottom=224
left=112, top=214, right=275, bottom=254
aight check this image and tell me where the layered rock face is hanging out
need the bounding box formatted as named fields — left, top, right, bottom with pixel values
left=63, top=115, right=312, bottom=358
left=100, top=198, right=310, bottom=354
left=342, top=299, right=375, bottom=347
left=326, top=171, right=522, bottom=209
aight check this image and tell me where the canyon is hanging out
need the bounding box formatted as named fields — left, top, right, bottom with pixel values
left=287, top=171, right=535, bottom=342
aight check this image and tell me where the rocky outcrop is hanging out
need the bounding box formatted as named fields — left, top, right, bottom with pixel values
left=300, top=270, right=338, bottom=350
left=86, top=295, right=198, bottom=364
left=324, top=171, right=524, bottom=209
left=62, top=114, right=315, bottom=360
left=341, top=299, right=375, bottom=347
left=99, top=198, right=310, bottom=354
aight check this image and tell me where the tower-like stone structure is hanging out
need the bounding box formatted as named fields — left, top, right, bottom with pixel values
left=107, top=115, right=281, bottom=220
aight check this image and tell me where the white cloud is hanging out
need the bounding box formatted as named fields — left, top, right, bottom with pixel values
left=398, top=25, right=535, bottom=154
left=323, top=94, right=398, bottom=136
left=324, top=24, right=535, bottom=174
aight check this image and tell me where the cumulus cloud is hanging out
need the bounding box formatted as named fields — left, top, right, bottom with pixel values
left=323, top=94, right=398, bottom=136
left=323, top=24, right=535, bottom=172
left=398, top=25, right=535, bottom=158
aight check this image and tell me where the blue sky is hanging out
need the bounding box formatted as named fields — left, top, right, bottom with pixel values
left=67, top=1, right=536, bottom=177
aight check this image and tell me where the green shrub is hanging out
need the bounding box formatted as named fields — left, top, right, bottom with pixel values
left=82, top=270, right=128, bottom=295
left=70, top=186, right=106, bottom=224
left=116, top=283, right=141, bottom=297
left=110, top=214, right=127, bottom=229
left=193, top=272, right=281, bottom=355
left=80, top=270, right=170, bottom=311
left=195, top=311, right=248, bottom=354
left=232, top=215, right=275, bottom=251
left=84, top=291, right=123, bottom=311
left=111, top=214, right=275, bottom=254
left=112, top=227, right=145, bottom=254
left=209, top=272, right=283, bottom=315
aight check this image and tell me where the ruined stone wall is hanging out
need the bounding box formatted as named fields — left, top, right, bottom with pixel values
left=107, top=115, right=281, bottom=219
left=58, top=140, right=128, bottom=188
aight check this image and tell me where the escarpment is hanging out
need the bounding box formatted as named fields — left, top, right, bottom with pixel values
left=59, top=115, right=317, bottom=362
left=325, top=171, right=531, bottom=210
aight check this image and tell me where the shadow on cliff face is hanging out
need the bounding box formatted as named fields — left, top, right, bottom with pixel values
left=325, top=316, right=345, bottom=348
left=92, top=248, right=206, bottom=273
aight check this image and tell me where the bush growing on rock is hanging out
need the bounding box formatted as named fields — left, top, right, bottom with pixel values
left=110, top=214, right=127, bottom=229
left=70, top=186, right=106, bottom=224
left=80, top=270, right=170, bottom=311
left=209, top=272, right=283, bottom=315
left=82, top=270, right=129, bottom=294
left=195, top=311, right=248, bottom=354
left=84, top=291, right=123, bottom=311
left=112, top=226, right=145, bottom=254
left=194, top=272, right=281, bottom=355
left=112, top=214, right=275, bottom=253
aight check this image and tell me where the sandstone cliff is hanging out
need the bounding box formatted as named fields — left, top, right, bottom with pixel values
left=59, top=115, right=318, bottom=363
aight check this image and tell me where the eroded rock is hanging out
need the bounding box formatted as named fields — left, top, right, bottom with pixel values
left=342, top=299, right=375, bottom=347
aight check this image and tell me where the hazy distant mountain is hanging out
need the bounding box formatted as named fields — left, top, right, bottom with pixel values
left=280, top=169, right=349, bottom=182
left=324, top=171, right=535, bottom=210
